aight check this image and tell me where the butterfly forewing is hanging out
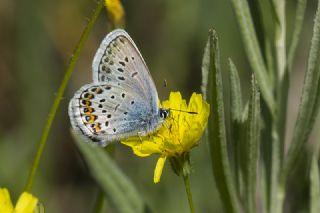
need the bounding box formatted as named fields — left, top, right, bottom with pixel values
left=92, top=29, right=158, bottom=112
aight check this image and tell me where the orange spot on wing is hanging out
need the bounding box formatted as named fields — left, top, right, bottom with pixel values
left=95, top=123, right=101, bottom=132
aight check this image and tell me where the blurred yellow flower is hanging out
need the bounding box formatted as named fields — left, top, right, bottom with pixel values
left=105, top=0, right=125, bottom=28
left=121, top=92, right=210, bottom=183
left=0, top=188, right=39, bottom=213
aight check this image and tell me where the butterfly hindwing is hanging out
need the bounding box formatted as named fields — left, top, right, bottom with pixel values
left=69, top=83, right=154, bottom=145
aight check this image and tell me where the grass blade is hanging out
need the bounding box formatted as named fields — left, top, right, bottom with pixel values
left=72, top=131, right=149, bottom=213
left=310, top=153, right=320, bottom=213
left=283, top=0, right=320, bottom=181
left=205, top=29, right=241, bottom=213
left=230, top=0, right=275, bottom=114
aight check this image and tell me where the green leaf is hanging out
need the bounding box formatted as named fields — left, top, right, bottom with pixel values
left=234, top=103, right=249, bottom=203
left=283, top=0, right=320, bottom=181
left=260, top=163, right=268, bottom=213
left=228, top=59, right=244, bottom=197
left=202, top=38, right=210, bottom=99
left=272, top=0, right=286, bottom=80
left=310, top=80, right=320, bottom=129
left=288, top=0, right=307, bottom=70
left=230, top=0, right=275, bottom=115
left=72, top=131, right=149, bottom=213
left=268, top=0, right=281, bottom=25
left=310, top=154, right=320, bottom=213
left=244, top=75, right=260, bottom=213
left=229, top=59, right=243, bottom=122
left=246, top=0, right=267, bottom=59
left=204, top=29, right=241, bottom=213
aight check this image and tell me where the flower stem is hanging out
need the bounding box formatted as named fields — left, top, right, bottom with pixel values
left=24, top=1, right=104, bottom=192
left=183, top=175, right=195, bottom=213
left=93, top=189, right=106, bottom=213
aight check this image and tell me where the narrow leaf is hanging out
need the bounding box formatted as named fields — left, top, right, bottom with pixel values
left=260, top=163, right=268, bottom=213
left=310, top=80, right=320, bottom=129
left=205, top=29, right=241, bottom=213
left=272, top=0, right=289, bottom=172
left=269, top=130, right=282, bottom=213
left=268, top=0, right=281, bottom=25
left=273, top=0, right=286, bottom=80
left=284, top=0, right=320, bottom=180
left=288, top=0, right=307, bottom=69
left=229, top=59, right=243, bottom=122
left=202, top=38, right=210, bottom=99
left=247, top=0, right=267, bottom=58
left=72, top=131, right=148, bottom=213
left=310, top=154, right=320, bottom=213
left=235, top=102, right=249, bottom=203
left=230, top=0, right=275, bottom=114
left=228, top=58, right=244, bottom=197
left=271, top=4, right=289, bottom=213
left=244, top=75, right=260, bottom=213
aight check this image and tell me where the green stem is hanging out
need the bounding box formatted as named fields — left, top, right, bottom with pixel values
left=273, top=0, right=287, bottom=165
left=93, top=189, right=106, bottom=213
left=24, top=1, right=104, bottom=192
left=274, top=0, right=286, bottom=81
left=183, top=175, right=195, bottom=213
left=266, top=1, right=287, bottom=212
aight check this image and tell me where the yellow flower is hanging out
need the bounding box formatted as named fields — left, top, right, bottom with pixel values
left=121, top=92, right=210, bottom=183
left=105, top=0, right=125, bottom=28
left=0, top=188, right=39, bottom=213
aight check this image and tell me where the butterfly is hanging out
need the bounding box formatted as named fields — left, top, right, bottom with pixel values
left=69, top=29, right=169, bottom=146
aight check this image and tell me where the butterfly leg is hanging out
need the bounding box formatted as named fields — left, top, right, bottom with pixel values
left=163, top=119, right=170, bottom=129
left=137, top=131, right=143, bottom=142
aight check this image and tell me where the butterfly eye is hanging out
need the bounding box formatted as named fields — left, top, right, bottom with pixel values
left=159, top=109, right=169, bottom=119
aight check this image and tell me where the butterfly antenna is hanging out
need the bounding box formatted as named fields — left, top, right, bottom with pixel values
left=169, top=108, right=198, bottom=114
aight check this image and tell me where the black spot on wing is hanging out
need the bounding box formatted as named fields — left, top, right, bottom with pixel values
left=117, top=68, right=124, bottom=72
left=131, top=72, right=138, bottom=77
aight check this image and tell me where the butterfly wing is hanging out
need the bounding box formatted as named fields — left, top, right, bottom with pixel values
left=92, top=29, right=159, bottom=114
left=69, top=29, right=163, bottom=146
left=69, top=83, right=156, bottom=146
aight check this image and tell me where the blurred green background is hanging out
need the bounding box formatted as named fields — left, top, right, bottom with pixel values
left=0, top=0, right=319, bottom=212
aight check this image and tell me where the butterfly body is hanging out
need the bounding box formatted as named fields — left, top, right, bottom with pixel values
left=69, top=29, right=168, bottom=146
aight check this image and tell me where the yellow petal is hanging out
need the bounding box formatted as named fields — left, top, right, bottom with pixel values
left=14, top=192, right=38, bottom=213
left=162, top=92, right=183, bottom=110
left=121, top=91, right=210, bottom=183
left=122, top=136, right=164, bottom=157
left=188, top=93, right=202, bottom=112
left=105, top=0, right=125, bottom=27
left=154, top=155, right=167, bottom=183
left=0, top=188, right=14, bottom=212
